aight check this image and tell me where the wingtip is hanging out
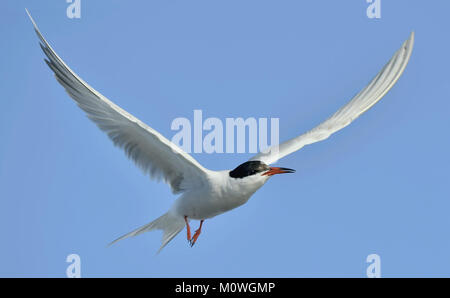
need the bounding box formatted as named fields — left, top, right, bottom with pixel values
left=406, top=31, right=415, bottom=56
left=108, top=236, right=124, bottom=247
left=409, top=31, right=415, bottom=43
left=400, top=31, right=415, bottom=54
left=25, top=8, right=32, bottom=20
left=25, top=8, right=38, bottom=29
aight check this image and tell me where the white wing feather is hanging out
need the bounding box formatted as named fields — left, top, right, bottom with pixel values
left=27, top=10, right=209, bottom=193
left=251, top=32, right=415, bottom=165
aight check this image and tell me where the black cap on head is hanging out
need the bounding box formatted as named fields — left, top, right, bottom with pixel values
left=229, top=161, right=270, bottom=179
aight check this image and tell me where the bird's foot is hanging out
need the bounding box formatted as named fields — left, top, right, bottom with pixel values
left=189, top=219, right=204, bottom=247
left=189, top=229, right=201, bottom=247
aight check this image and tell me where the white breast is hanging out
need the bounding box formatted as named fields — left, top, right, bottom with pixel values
left=172, top=170, right=270, bottom=220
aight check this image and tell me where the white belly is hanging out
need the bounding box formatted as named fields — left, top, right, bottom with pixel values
left=171, top=170, right=269, bottom=220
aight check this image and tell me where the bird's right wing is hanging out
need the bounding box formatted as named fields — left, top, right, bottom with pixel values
left=250, top=32, right=414, bottom=165
left=27, top=10, right=210, bottom=194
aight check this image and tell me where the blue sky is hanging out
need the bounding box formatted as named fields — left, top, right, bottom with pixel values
left=1, top=1, right=449, bottom=277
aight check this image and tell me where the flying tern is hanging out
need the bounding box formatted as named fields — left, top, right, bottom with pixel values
left=27, top=10, right=414, bottom=252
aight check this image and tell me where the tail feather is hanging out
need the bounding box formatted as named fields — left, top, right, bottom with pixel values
left=109, top=212, right=185, bottom=253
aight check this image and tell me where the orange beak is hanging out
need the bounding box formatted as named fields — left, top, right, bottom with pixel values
left=262, top=167, right=296, bottom=176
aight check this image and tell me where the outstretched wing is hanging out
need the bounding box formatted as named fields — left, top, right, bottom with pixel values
left=250, top=32, right=414, bottom=165
left=27, top=10, right=210, bottom=194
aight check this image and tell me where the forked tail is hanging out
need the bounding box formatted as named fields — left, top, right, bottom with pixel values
left=109, top=212, right=185, bottom=253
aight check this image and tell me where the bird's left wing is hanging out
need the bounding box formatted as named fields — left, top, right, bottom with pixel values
left=250, top=32, right=414, bottom=165
left=27, top=10, right=210, bottom=194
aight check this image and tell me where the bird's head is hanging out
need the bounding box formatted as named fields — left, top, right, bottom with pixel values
left=229, top=161, right=295, bottom=179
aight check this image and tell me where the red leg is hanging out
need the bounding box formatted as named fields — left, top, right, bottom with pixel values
left=190, top=220, right=204, bottom=247
left=184, top=216, right=191, bottom=241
